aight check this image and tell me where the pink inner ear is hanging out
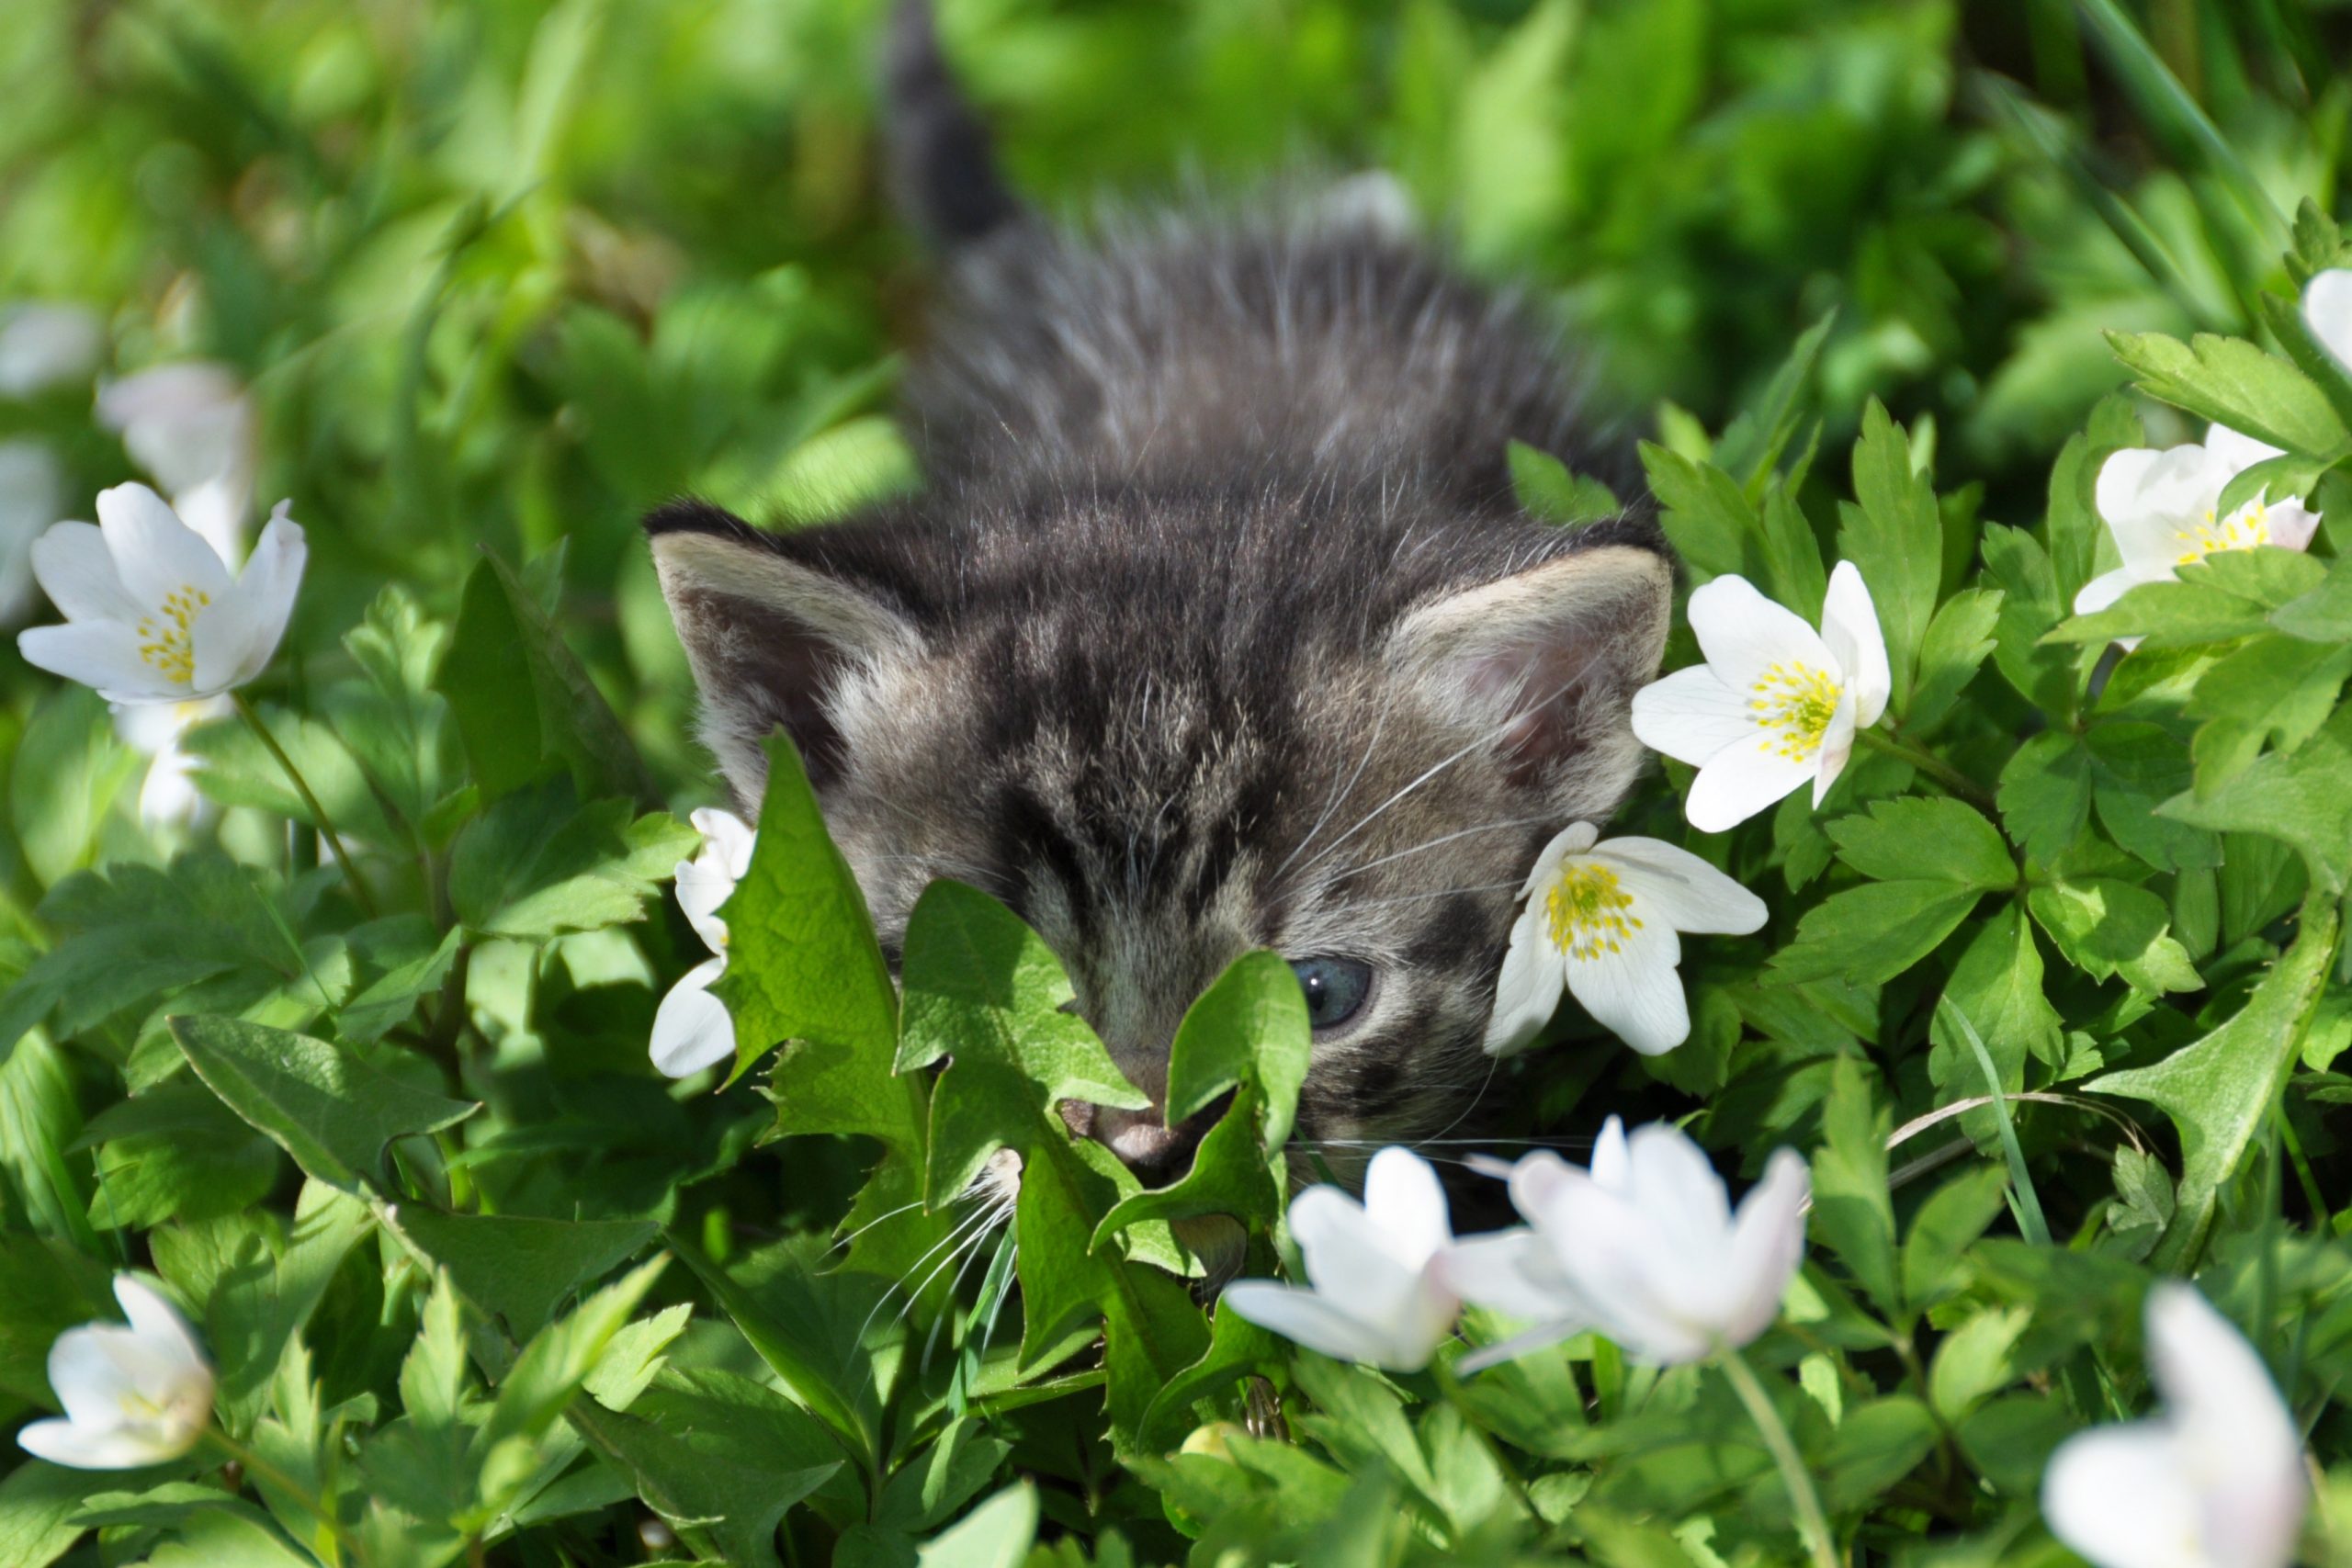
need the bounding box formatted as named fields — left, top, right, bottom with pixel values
left=1464, top=630, right=1615, bottom=789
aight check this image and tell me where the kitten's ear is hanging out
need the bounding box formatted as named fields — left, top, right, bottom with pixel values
left=1385, top=537, right=1673, bottom=804
left=647, top=502, right=923, bottom=807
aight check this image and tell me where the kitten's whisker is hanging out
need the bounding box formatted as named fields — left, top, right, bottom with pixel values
left=1271, top=696, right=1392, bottom=884
left=921, top=1199, right=1016, bottom=1371
left=1313, top=882, right=1521, bottom=917
left=828, top=1198, right=927, bottom=1255
left=849, top=1193, right=995, bottom=1356
left=1326, top=815, right=1555, bottom=883
left=1420, top=1052, right=1499, bottom=1145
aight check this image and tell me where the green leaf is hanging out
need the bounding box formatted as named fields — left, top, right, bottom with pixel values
left=570, top=1367, right=843, bottom=1568
left=1768, top=883, right=1985, bottom=987
left=1927, top=1306, right=2030, bottom=1423
left=1930, top=907, right=2063, bottom=1102
left=715, top=733, right=901, bottom=1086
left=1714, top=309, right=1837, bottom=492
left=0, top=1233, right=108, bottom=1404
left=1162, top=951, right=1312, bottom=1149
left=1808, top=1059, right=1896, bottom=1319
left=328, top=583, right=463, bottom=839
left=1900, top=1163, right=2010, bottom=1312
left=1996, top=732, right=2094, bottom=868
left=1837, top=402, right=1942, bottom=708
left=190, top=1180, right=375, bottom=1434
left=1137, top=1298, right=1286, bottom=1454
left=898, top=879, right=1143, bottom=1209
left=1508, top=441, right=1622, bottom=526
left=1905, top=588, right=2002, bottom=734
left=2158, top=704, right=2352, bottom=894
left=437, top=549, right=656, bottom=805
left=181, top=703, right=400, bottom=850
left=78, top=1080, right=279, bottom=1230
left=2187, top=636, right=2352, bottom=795
left=1639, top=442, right=1755, bottom=585
left=0, top=1457, right=105, bottom=1568
left=447, top=784, right=695, bottom=941
left=171, top=1016, right=478, bottom=1193
left=914, top=1483, right=1038, bottom=1568
left=2050, top=547, right=2328, bottom=649
left=2088, top=902, right=2337, bottom=1269
left=7, top=686, right=137, bottom=891
left=387, top=1209, right=656, bottom=1338
left=1826, top=797, right=2015, bottom=890
left=2104, top=330, right=2348, bottom=457
left=2025, top=879, right=2200, bottom=994
left=2083, top=722, right=2221, bottom=874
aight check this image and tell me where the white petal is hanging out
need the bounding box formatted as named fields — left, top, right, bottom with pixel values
left=1809, top=685, right=1860, bottom=807
left=1684, top=575, right=1836, bottom=693
left=173, top=473, right=253, bottom=567
left=0, top=304, right=105, bottom=398
left=16, top=1416, right=187, bottom=1470
left=1562, top=916, right=1689, bottom=1055
left=112, top=1278, right=208, bottom=1380
left=1589, top=1116, right=1630, bottom=1190
left=1518, top=821, right=1598, bottom=897
left=1505, top=1150, right=1576, bottom=1229
left=207, top=505, right=303, bottom=692
left=2266, top=500, right=2322, bottom=554
left=1219, top=1282, right=1396, bottom=1369
left=47, top=1326, right=146, bottom=1428
left=1362, top=1147, right=1452, bottom=1265
left=2072, top=566, right=2150, bottom=618
left=19, top=622, right=189, bottom=704
left=139, top=746, right=210, bottom=829
left=1544, top=1171, right=1716, bottom=1364
left=96, top=484, right=231, bottom=607
left=1483, top=905, right=1566, bottom=1056
left=2097, top=446, right=2223, bottom=573
left=97, top=365, right=253, bottom=501
left=2041, top=1425, right=2209, bottom=1568
left=689, top=807, right=758, bottom=878
left=2145, top=1285, right=2302, bottom=1478
left=2305, top=269, right=2352, bottom=373
left=1720, top=1147, right=1810, bottom=1349
left=2202, top=423, right=2283, bottom=473
left=1592, top=838, right=1767, bottom=935
left=1291, top=1185, right=1423, bottom=1303
left=1631, top=665, right=1758, bottom=770
left=1682, top=733, right=1815, bottom=833
left=649, top=958, right=736, bottom=1077
left=28, top=522, right=145, bottom=624
left=1438, top=1229, right=1579, bottom=1323
left=1818, top=562, right=1890, bottom=727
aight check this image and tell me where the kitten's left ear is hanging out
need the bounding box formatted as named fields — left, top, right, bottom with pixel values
left=1385, top=536, right=1673, bottom=804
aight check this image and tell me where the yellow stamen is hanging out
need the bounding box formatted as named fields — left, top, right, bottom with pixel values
left=1747, top=660, right=1841, bottom=762
left=2174, top=500, right=2270, bottom=566
left=135, top=585, right=211, bottom=686
left=1545, top=860, right=1642, bottom=961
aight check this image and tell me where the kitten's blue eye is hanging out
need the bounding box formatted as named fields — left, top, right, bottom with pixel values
left=1289, top=956, right=1374, bottom=1032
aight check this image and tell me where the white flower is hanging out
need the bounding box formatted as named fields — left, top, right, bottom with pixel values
left=650, top=807, right=756, bottom=1078
left=17, top=484, right=305, bottom=705
left=115, top=696, right=231, bottom=830
left=2075, top=425, right=2321, bottom=621
left=1446, top=1117, right=1809, bottom=1368
left=2041, top=1283, right=2306, bottom=1568
left=17, top=1276, right=214, bottom=1469
left=1485, top=823, right=1766, bottom=1057
left=0, top=303, right=105, bottom=399
left=0, top=439, right=65, bottom=627
left=2304, top=268, right=2352, bottom=376
left=1221, top=1146, right=1460, bottom=1371
left=1630, top=562, right=1891, bottom=832
left=96, top=363, right=258, bottom=564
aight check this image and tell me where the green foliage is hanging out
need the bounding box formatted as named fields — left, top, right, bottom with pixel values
left=4, top=0, right=2352, bottom=1563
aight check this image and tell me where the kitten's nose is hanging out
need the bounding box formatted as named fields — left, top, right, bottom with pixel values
left=1067, top=1091, right=1235, bottom=1186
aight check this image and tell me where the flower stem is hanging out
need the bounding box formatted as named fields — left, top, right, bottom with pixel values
left=1716, top=1343, right=1841, bottom=1568
left=231, top=692, right=379, bottom=919
left=205, top=1427, right=361, bottom=1565
left=1857, top=726, right=1996, bottom=811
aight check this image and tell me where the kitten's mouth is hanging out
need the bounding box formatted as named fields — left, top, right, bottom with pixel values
left=1059, top=1090, right=1236, bottom=1186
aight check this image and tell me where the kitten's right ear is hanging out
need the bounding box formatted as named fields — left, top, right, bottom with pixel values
left=647, top=502, right=923, bottom=808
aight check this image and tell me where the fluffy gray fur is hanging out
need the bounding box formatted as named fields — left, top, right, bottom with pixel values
left=647, top=3, right=1674, bottom=1179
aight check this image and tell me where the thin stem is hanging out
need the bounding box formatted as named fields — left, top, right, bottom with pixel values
left=232, top=692, right=379, bottom=919
left=205, top=1427, right=360, bottom=1565
left=1716, top=1343, right=1840, bottom=1568
left=1858, top=726, right=1996, bottom=811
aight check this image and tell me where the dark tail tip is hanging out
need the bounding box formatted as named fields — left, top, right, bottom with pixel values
left=885, top=0, right=1023, bottom=248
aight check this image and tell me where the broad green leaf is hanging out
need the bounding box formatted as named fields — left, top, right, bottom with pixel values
left=0, top=1459, right=103, bottom=1568
left=1714, top=309, right=1837, bottom=492
left=1928, top=1306, right=2029, bottom=1424
left=1826, top=797, right=2015, bottom=889
left=483, top=1256, right=669, bottom=1448
left=7, top=686, right=137, bottom=891
left=2025, top=879, right=2200, bottom=994
left=1162, top=950, right=1312, bottom=1148
left=2160, top=704, right=2352, bottom=893
left=1091, top=1082, right=1282, bottom=1248
left=2083, top=722, right=2220, bottom=873
left=1509, top=441, right=1621, bottom=526
left=874, top=1417, right=1013, bottom=1535
left=1930, top=907, right=2063, bottom=1101
left=715, top=733, right=901, bottom=1087
left=1906, top=588, right=2002, bottom=734
left=388, top=1209, right=656, bottom=1338
left=1982, top=527, right=2076, bottom=717
left=2187, top=636, right=2352, bottom=795
left=1817, top=1396, right=1939, bottom=1513
left=1996, top=732, right=2093, bottom=864
left=898, top=879, right=1142, bottom=1209
left=1899, top=1163, right=2010, bottom=1312
left=2268, top=552, right=2352, bottom=641
left=1809, top=1059, right=1896, bottom=1318
left=447, top=784, right=695, bottom=941
left=196, top=1181, right=374, bottom=1434
left=182, top=702, right=400, bottom=850
left=1640, top=441, right=1755, bottom=585
left=329, top=584, right=463, bottom=839
left=2050, top=544, right=2329, bottom=649
left=1768, top=882, right=1984, bottom=987
left=1836, top=402, right=1942, bottom=708
left=2087, top=901, right=2337, bottom=1269
left=172, top=1016, right=478, bottom=1192
left=78, top=1080, right=279, bottom=1230
left=914, top=1483, right=1038, bottom=1568
left=438, top=549, right=656, bottom=805
left=2104, top=330, right=2348, bottom=457
left=571, top=1367, right=842, bottom=1568
left=1137, top=1298, right=1286, bottom=1454
left=0, top=1234, right=108, bottom=1404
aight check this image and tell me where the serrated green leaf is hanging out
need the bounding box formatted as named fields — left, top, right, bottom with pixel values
left=1809, top=1059, right=1895, bottom=1318
left=172, top=1016, right=478, bottom=1192
left=1769, top=882, right=1985, bottom=987
left=1826, top=797, right=2015, bottom=889
left=1509, top=441, right=1622, bottom=526
left=1906, top=587, right=2002, bottom=734
left=1837, top=402, right=1942, bottom=709
left=2104, top=330, right=2348, bottom=457
left=1930, top=906, right=2063, bottom=1102
left=2025, top=880, right=2200, bottom=994
left=387, top=1209, right=656, bottom=1339
left=2158, top=704, right=2352, bottom=893
left=448, top=784, right=695, bottom=940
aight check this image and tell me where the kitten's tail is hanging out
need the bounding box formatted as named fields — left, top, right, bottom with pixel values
left=885, top=0, right=1023, bottom=248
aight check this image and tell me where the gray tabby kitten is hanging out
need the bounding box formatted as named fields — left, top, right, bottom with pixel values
left=648, top=1, right=1673, bottom=1182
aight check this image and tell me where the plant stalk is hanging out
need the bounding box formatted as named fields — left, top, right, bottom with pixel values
left=1716, top=1343, right=1841, bottom=1568
left=232, top=692, right=379, bottom=919
left=1858, top=726, right=1996, bottom=810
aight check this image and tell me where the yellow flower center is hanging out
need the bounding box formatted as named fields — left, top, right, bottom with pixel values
left=1545, top=860, right=1642, bottom=961
left=1747, top=660, right=1842, bottom=762
left=135, top=586, right=211, bottom=686
left=2174, top=501, right=2270, bottom=565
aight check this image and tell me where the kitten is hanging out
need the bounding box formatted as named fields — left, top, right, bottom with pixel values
left=648, top=0, right=1672, bottom=1183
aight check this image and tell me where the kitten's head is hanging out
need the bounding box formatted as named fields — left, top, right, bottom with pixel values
left=650, top=483, right=1670, bottom=1181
